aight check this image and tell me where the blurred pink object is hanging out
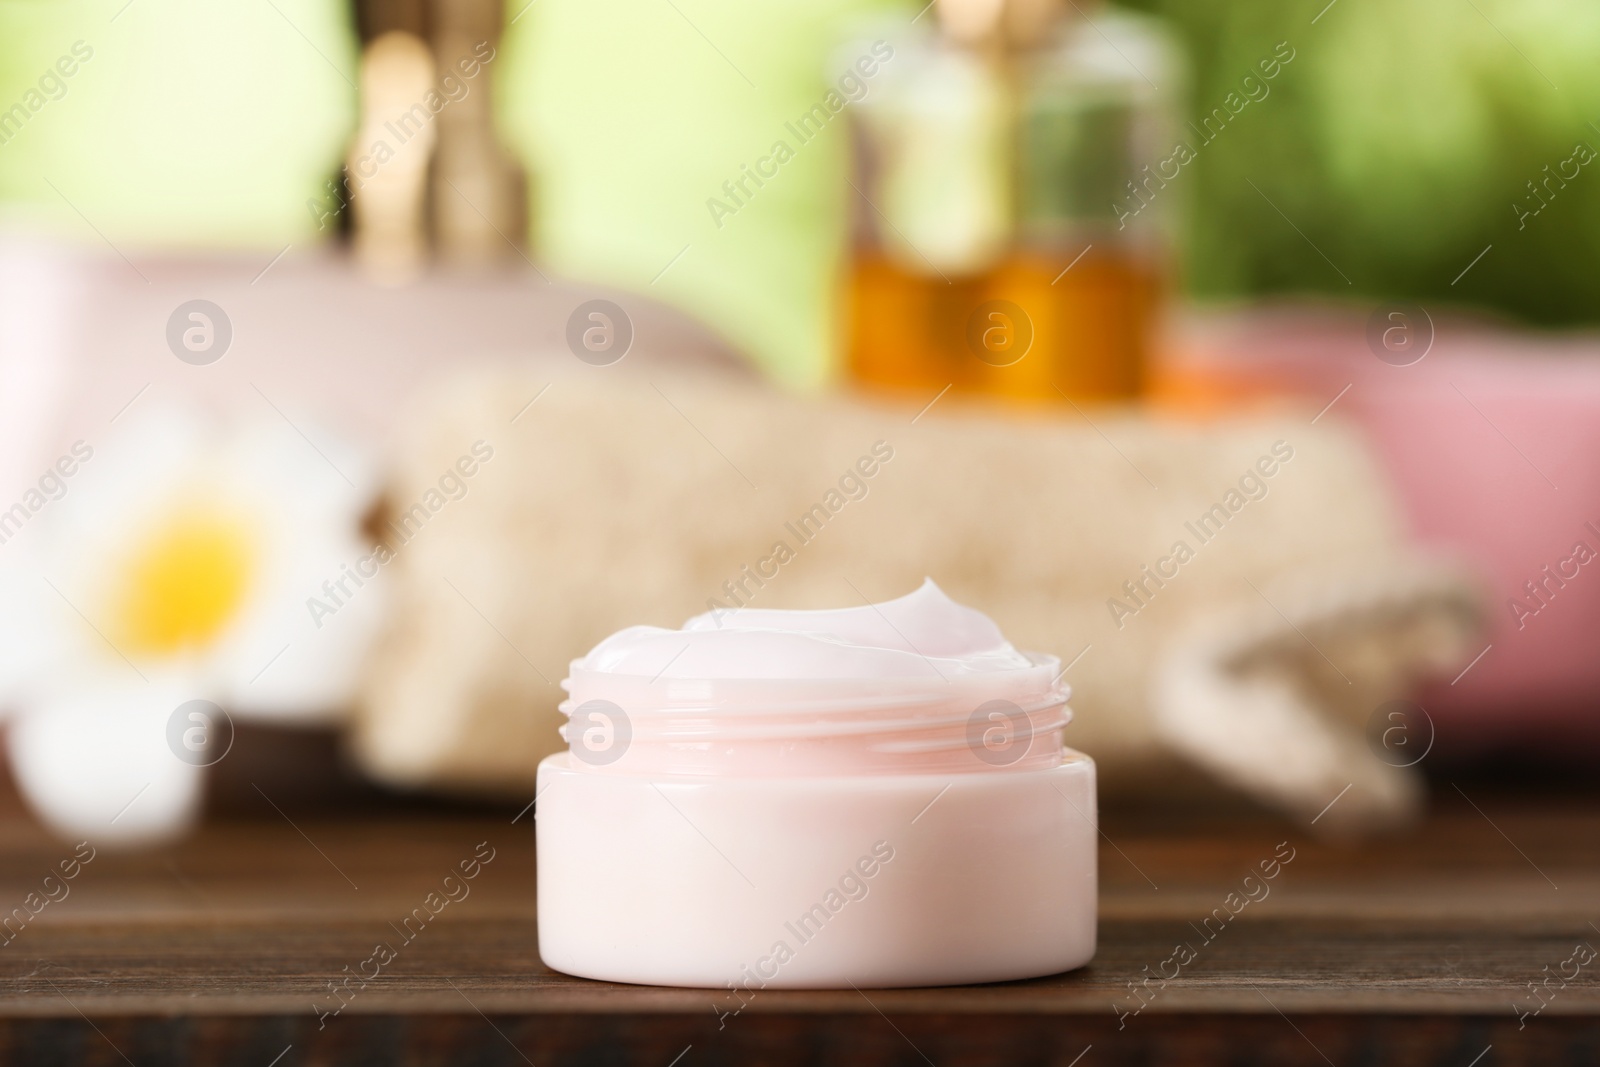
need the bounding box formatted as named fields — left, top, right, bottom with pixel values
left=0, top=232, right=83, bottom=503
left=1174, top=308, right=1600, bottom=754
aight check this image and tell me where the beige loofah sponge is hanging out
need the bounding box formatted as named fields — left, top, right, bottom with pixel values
left=353, top=366, right=1481, bottom=833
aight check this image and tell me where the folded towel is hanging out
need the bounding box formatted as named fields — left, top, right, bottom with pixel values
left=353, top=367, right=1481, bottom=834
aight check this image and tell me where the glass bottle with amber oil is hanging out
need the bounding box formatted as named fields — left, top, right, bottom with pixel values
left=845, top=21, right=1013, bottom=399
left=844, top=2, right=1179, bottom=405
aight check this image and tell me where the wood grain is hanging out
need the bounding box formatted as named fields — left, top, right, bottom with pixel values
left=1, top=778, right=1597, bottom=1064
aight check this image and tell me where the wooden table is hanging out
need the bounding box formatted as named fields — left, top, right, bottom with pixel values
left=2, top=770, right=1597, bottom=1066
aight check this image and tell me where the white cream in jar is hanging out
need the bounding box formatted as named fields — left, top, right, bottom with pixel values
left=535, top=580, right=1097, bottom=988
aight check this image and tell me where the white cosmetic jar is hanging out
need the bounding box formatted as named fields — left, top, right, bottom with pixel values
left=535, top=582, right=1097, bottom=989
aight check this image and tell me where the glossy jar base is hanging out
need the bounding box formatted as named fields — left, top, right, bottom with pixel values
left=535, top=750, right=1096, bottom=988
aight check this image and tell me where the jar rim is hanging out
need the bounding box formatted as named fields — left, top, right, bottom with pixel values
left=558, top=650, right=1070, bottom=777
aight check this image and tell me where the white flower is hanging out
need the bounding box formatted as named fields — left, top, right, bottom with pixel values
left=0, top=405, right=385, bottom=846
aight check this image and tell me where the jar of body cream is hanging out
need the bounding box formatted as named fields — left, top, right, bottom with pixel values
left=536, top=580, right=1096, bottom=988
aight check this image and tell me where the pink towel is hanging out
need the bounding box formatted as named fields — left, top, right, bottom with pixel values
left=1175, top=308, right=1600, bottom=755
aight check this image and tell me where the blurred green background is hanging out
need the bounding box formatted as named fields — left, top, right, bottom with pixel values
left=0, top=0, right=355, bottom=248
left=1122, top=0, right=1600, bottom=324
left=5, top=0, right=1600, bottom=368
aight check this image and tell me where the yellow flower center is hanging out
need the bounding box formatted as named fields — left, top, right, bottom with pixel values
left=114, top=510, right=255, bottom=656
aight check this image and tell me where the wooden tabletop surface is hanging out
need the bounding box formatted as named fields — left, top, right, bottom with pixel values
left=2, top=768, right=1597, bottom=1066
